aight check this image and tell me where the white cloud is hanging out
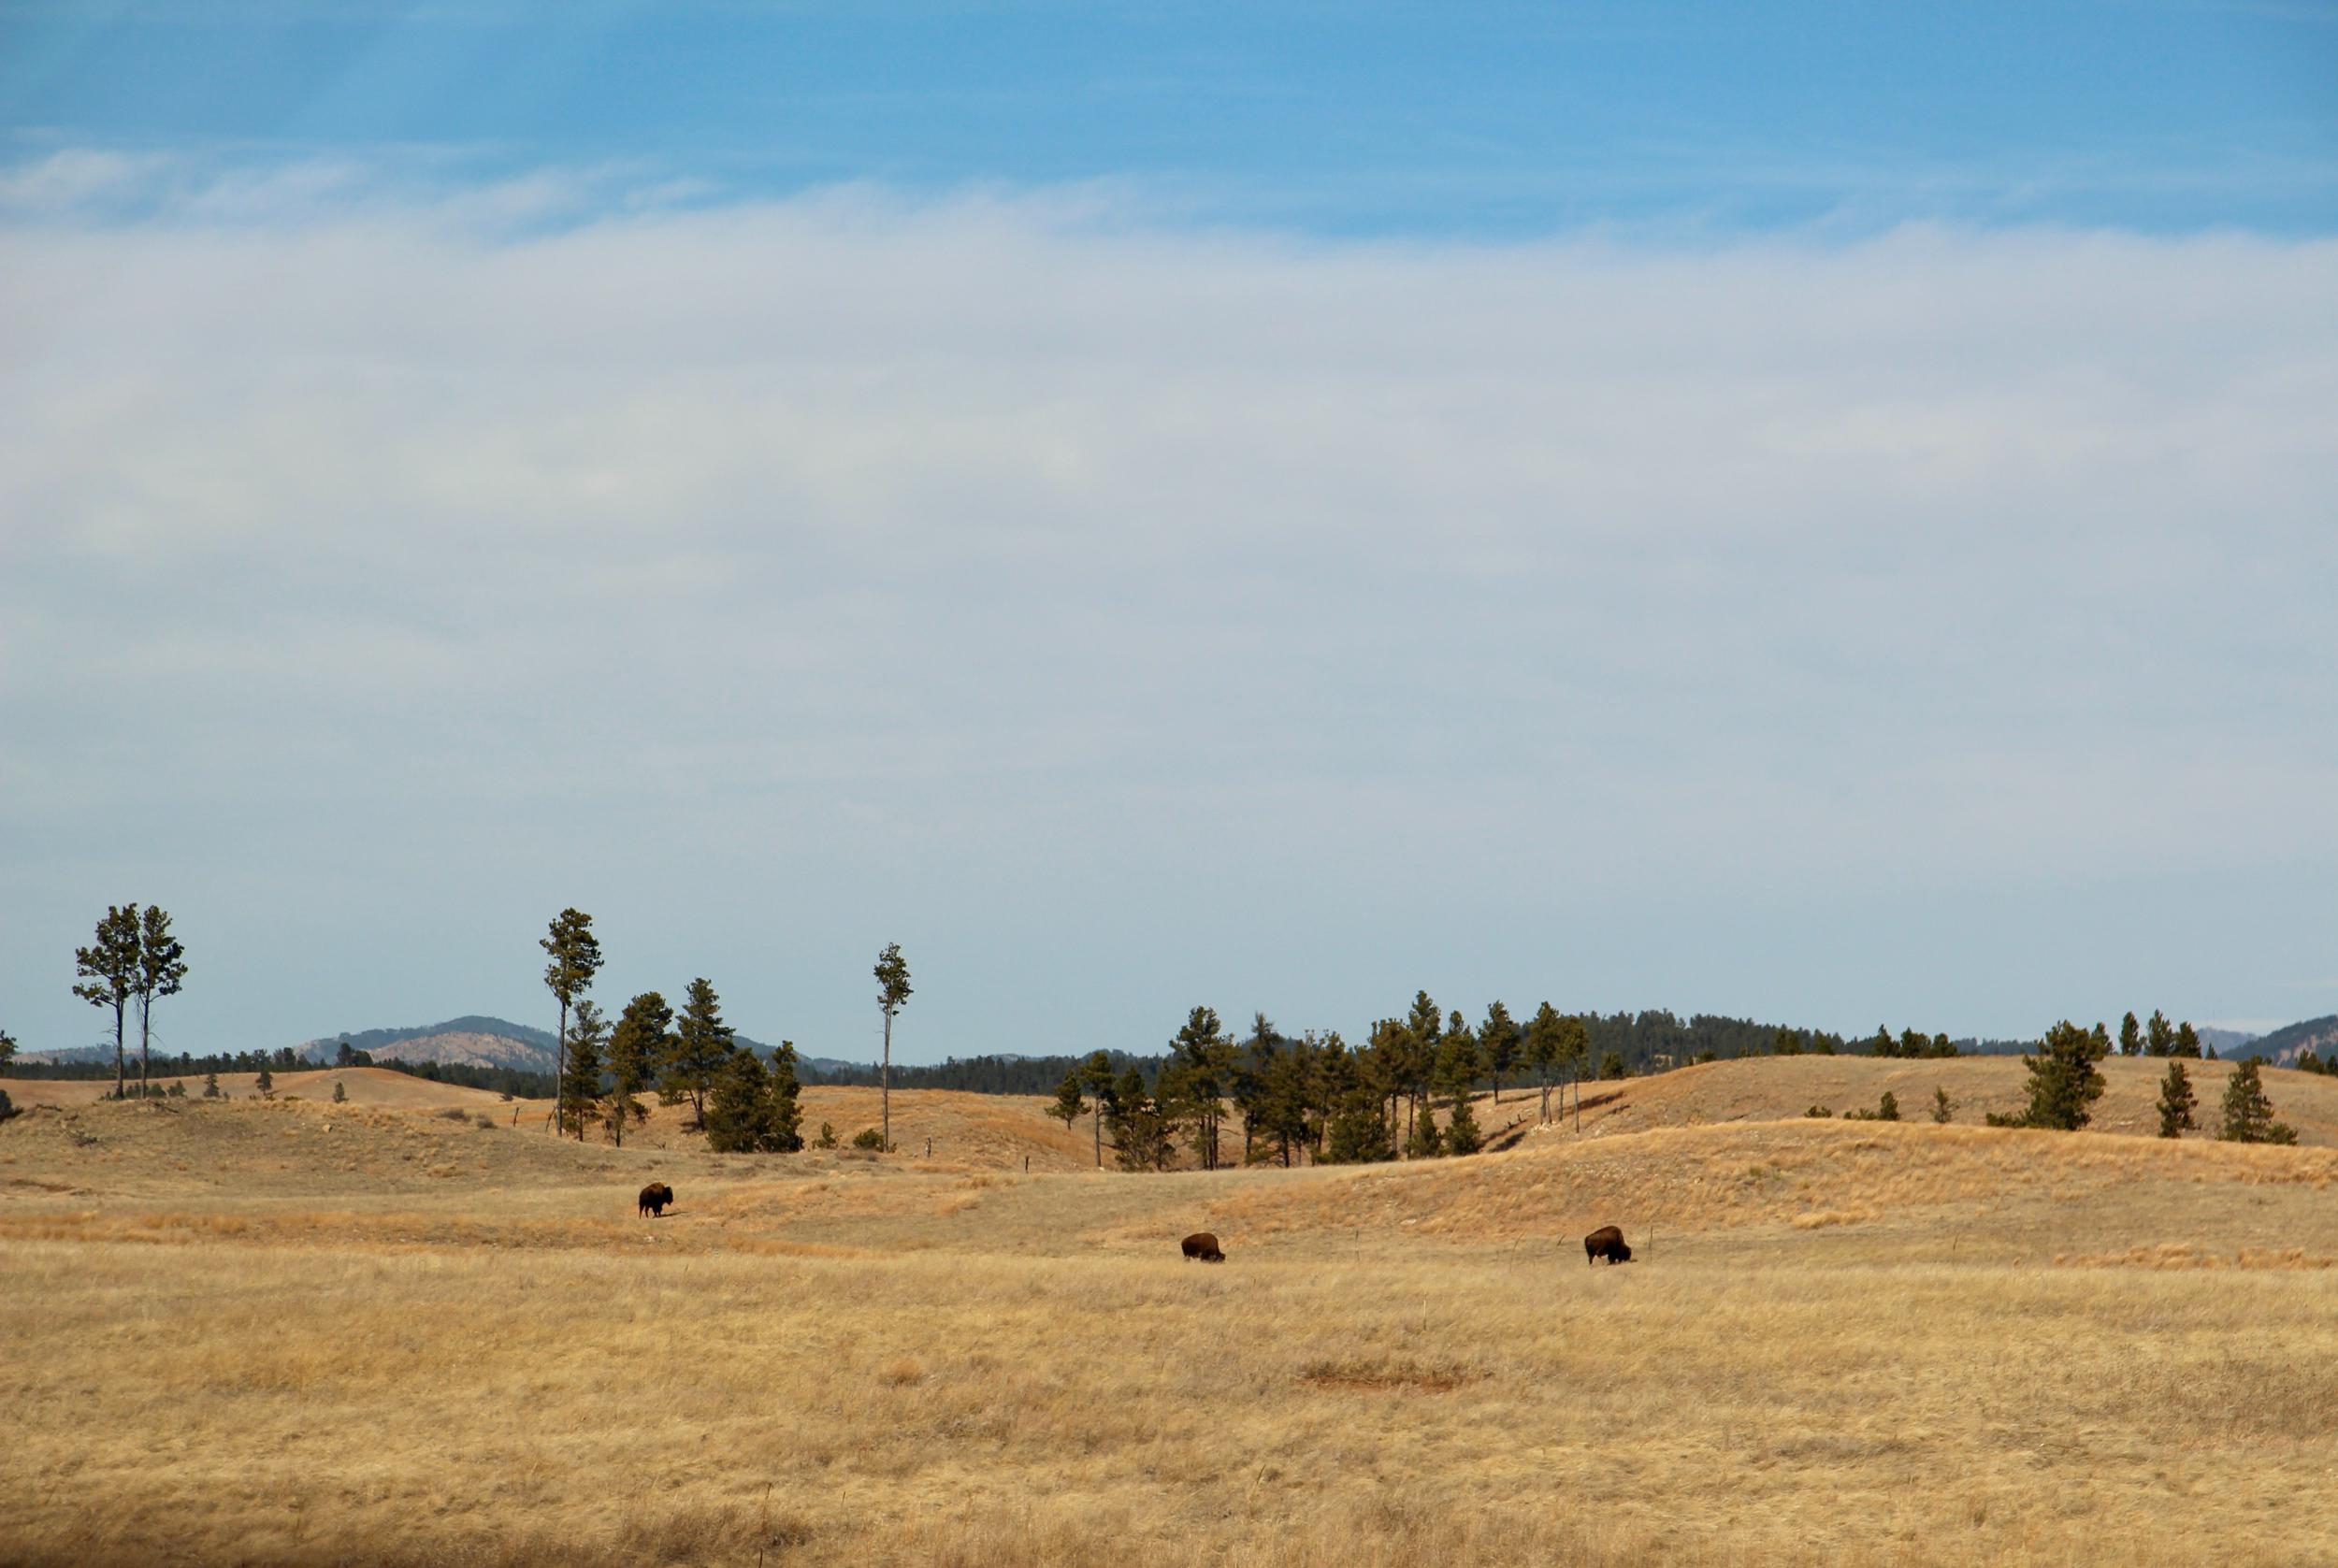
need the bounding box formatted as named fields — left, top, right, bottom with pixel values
left=2, top=159, right=2334, bottom=1053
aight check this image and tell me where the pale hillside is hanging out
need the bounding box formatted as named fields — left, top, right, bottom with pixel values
left=1521, top=1052, right=2338, bottom=1145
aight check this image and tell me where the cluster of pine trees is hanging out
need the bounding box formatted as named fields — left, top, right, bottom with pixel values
left=2115, top=1009, right=2207, bottom=1058
left=539, top=910, right=803, bottom=1152
left=1046, top=994, right=1599, bottom=1172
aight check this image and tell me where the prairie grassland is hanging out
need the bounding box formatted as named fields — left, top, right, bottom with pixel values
left=6, top=1096, right=2338, bottom=1567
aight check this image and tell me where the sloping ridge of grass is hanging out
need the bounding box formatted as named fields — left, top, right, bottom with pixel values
left=1204, top=1116, right=2338, bottom=1244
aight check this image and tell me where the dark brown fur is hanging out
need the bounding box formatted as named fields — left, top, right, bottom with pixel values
left=638, top=1182, right=673, bottom=1218
left=1583, top=1224, right=1632, bottom=1265
left=1181, top=1231, right=1225, bottom=1262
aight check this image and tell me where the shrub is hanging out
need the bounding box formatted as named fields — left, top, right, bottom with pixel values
left=851, top=1127, right=887, bottom=1151
left=0, top=1088, right=16, bottom=1123
left=476, top=1114, right=498, bottom=1129
left=1877, top=1091, right=1899, bottom=1122
left=332, top=1081, right=348, bottom=1103
left=1805, top=1104, right=1833, bottom=1118
left=814, top=1121, right=838, bottom=1149
left=1930, top=1086, right=1954, bottom=1124
left=166, top=1080, right=186, bottom=1099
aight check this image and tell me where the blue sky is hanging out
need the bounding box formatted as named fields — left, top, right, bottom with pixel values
left=6, top=1, right=2335, bottom=233
left=1, top=3, right=2334, bottom=1065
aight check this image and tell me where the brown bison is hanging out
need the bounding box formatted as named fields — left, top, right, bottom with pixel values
left=1181, top=1231, right=1225, bottom=1262
left=638, top=1182, right=674, bottom=1218
left=1583, top=1225, right=1633, bottom=1265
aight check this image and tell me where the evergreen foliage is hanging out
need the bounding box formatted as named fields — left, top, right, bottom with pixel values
left=1478, top=1000, right=1519, bottom=1104
left=704, top=1041, right=804, bottom=1152
left=2118, top=1012, right=2143, bottom=1057
left=557, top=1000, right=607, bottom=1139
left=2144, top=1009, right=2175, bottom=1057
left=73, top=903, right=142, bottom=1100
left=132, top=904, right=188, bottom=1104
left=873, top=942, right=913, bottom=1156
left=2156, top=1059, right=2196, bottom=1138
left=603, top=991, right=671, bottom=1147
left=1987, top=1020, right=2109, bottom=1130
left=2216, top=1059, right=2296, bottom=1144
left=1931, top=1086, right=1955, bottom=1123
left=540, top=909, right=602, bottom=1136
left=661, top=978, right=735, bottom=1129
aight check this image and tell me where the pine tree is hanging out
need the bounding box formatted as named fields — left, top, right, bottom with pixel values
left=1079, top=1050, right=1118, bottom=1169
left=541, top=909, right=602, bottom=1136
left=73, top=904, right=142, bottom=1100
left=661, top=978, right=735, bottom=1129
left=0, top=1028, right=13, bottom=1075
left=1877, top=1090, right=1900, bottom=1122
left=1930, top=1086, right=1954, bottom=1124
left=1323, top=1083, right=1395, bottom=1163
left=604, top=992, right=671, bottom=1147
left=1523, top=1003, right=1564, bottom=1122
left=703, top=1046, right=770, bottom=1152
left=2144, top=1009, right=2175, bottom=1057
left=1479, top=1001, right=1519, bottom=1105
left=873, top=942, right=913, bottom=1158
left=254, top=1065, right=274, bottom=1097
left=2118, top=1012, right=2143, bottom=1057
left=767, top=1042, right=803, bottom=1152
left=1443, top=1090, right=1483, bottom=1154
left=1869, top=1025, right=1897, bottom=1057
left=332, top=1080, right=348, bottom=1104
left=202, top=1071, right=221, bottom=1099
left=2173, top=1022, right=2202, bottom=1059
left=1598, top=1051, right=1628, bottom=1081
left=127, top=906, right=189, bottom=1106
left=2216, top=1059, right=2296, bottom=1144
left=1046, top=1070, right=1088, bottom=1140
left=2156, top=1059, right=2196, bottom=1138
left=559, top=1000, right=609, bottom=1139
left=1167, top=1005, right=1235, bottom=1171
left=1988, top=1020, right=2108, bottom=1130
left=1105, top=1068, right=1174, bottom=1172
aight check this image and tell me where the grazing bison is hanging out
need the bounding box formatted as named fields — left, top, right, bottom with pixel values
left=1181, top=1231, right=1225, bottom=1262
left=638, top=1182, right=674, bottom=1218
left=1583, top=1225, right=1633, bottom=1265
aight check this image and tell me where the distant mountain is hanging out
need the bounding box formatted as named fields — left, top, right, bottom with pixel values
left=2248, top=1014, right=2338, bottom=1067
left=297, top=1015, right=557, bottom=1072
left=2193, top=1026, right=2262, bottom=1057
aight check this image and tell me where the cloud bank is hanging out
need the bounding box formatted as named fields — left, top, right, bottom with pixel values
left=4, top=157, right=2334, bottom=1056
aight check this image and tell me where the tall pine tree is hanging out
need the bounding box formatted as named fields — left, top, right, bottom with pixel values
left=541, top=909, right=602, bottom=1136
left=604, top=991, right=671, bottom=1147
left=73, top=904, right=142, bottom=1100
left=662, top=977, right=735, bottom=1129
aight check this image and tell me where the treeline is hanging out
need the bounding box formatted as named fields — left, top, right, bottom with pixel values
left=1046, top=996, right=1596, bottom=1172
left=799, top=1051, right=1159, bottom=1095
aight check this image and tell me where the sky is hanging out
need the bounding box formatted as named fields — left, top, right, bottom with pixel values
left=2, top=2, right=2335, bottom=1065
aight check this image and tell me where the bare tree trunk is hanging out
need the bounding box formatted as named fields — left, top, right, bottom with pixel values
left=137, top=996, right=151, bottom=1103
left=1091, top=1106, right=1101, bottom=1168
left=551, top=998, right=568, bottom=1135
left=113, top=1001, right=125, bottom=1100
left=881, top=1008, right=892, bottom=1153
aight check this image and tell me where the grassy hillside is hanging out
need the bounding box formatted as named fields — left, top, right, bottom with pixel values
left=1528, top=1052, right=2338, bottom=1145
left=6, top=1070, right=2338, bottom=1566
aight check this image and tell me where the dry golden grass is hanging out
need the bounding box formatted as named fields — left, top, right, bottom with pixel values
left=1537, top=1052, right=2338, bottom=1145
left=7, top=1083, right=2338, bottom=1567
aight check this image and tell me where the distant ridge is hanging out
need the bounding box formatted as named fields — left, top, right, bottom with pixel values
left=2246, top=1014, right=2338, bottom=1066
